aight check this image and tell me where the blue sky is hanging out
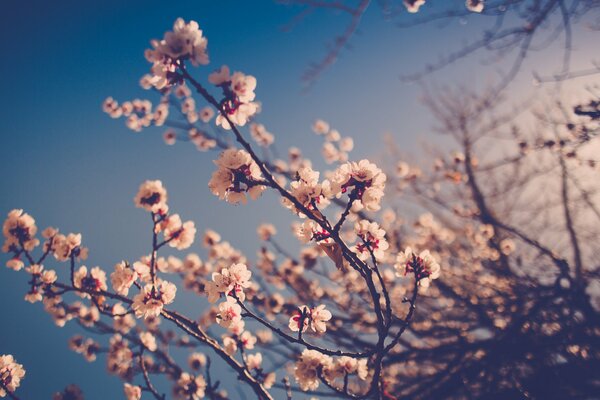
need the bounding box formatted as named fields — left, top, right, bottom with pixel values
left=0, top=1, right=598, bottom=398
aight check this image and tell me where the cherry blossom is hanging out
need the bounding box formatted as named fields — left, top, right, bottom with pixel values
left=134, top=180, right=168, bottom=214
left=289, top=305, right=311, bottom=333
left=144, top=18, right=209, bottom=89
left=325, top=356, right=368, bottom=381
left=246, top=353, right=262, bottom=371
left=208, top=66, right=259, bottom=130
left=284, top=166, right=330, bottom=214
left=174, top=373, right=206, bottom=400
left=394, top=247, right=441, bottom=288
left=0, top=355, right=25, bottom=398
left=323, top=160, right=386, bottom=211
left=216, top=296, right=242, bottom=329
left=256, top=223, right=276, bottom=241
left=5, top=258, right=24, bottom=271
left=208, top=149, right=265, bottom=204
left=132, top=281, right=177, bottom=319
left=110, top=261, right=138, bottom=296
left=160, top=214, right=196, bottom=250
left=353, top=220, right=389, bottom=261
left=289, top=304, right=332, bottom=334
left=123, top=383, right=142, bottom=400
left=188, top=353, right=207, bottom=371
left=249, top=123, right=275, bottom=147
left=294, top=349, right=332, bottom=391
left=51, top=233, right=87, bottom=262
left=74, top=266, right=108, bottom=295
left=2, top=209, right=39, bottom=252
left=206, top=262, right=252, bottom=303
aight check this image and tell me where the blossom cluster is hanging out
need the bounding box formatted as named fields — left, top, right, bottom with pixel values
left=0, top=355, right=25, bottom=398
left=353, top=220, right=389, bottom=261
left=288, top=304, right=332, bottom=334
left=394, top=247, right=441, bottom=288
left=1, top=17, right=451, bottom=400
left=208, top=148, right=266, bottom=204
left=103, top=97, right=169, bottom=132
left=312, top=119, right=354, bottom=164
left=324, top=159, right=386, bottom=212
left=144, top=18, right=209, bottom=89
left=209, top=66, right=259, bottom=129
left=293, top=349, right=368, bottom=391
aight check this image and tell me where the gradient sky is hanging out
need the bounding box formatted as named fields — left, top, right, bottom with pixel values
left=0, top=1, right=597, bottom=398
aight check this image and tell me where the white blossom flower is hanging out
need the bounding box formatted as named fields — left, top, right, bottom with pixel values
left=294, top=220, right=332, bottom=244
left=394, top=247, right=441, bottom=287
left=74, top=266, right=108, bottom=295
left=208, top=65, right=231, bottom=85
left=250, top=123, right=275, bottom=147
left=209, top=66, right=259, bottom=130
left=585, top=280, right=600, bottom=312
left=188, top=353, right=207, bottom=371
left=263, top=371, right=276, bottom=389
left=123, top=383, right=142, bottom=400
left=132, top=281, right=177, bottom=318
left=294, top=350, right=332, bottom=391
left=174, top=373, right=206, bottom=400
left=239, top=331, right=257, bottom=349
left=207, top=262, right=252, bottom=303
left=309, top=304, right=332, bottom=333
left=134, top=180, right=169, bottom=214
left=5, top=258, right=24, bottom=271
left=312, top=119, right=330, bottom=135
left=353, top=220, right=389, bottom=261
left=323, top=160, right=386, bottom=211
left=289, top=305, right=311, bottom=333
left=143, top=19, right=208, bottom=88
left=223, top=336, right=238, bottom=355
left=103, top=97, right=122, bottom=118
left=41, top=269, right=58, bottom=285
left=51, top=233, right=85, bottom=261
left=112, top=303, right=136, bottom=334
left=246, top=353, right=262, bottom=370
left=24, top=289, right=43, bottom=303
left=230, top=71, right=257, bottom=103
left=77, top=304, right=100, bottom=327
left=256, top=223, right=276, bottom=241
left=161, top=214, right=196, bottom=250
left=217, top=296, right=242, bottom=329
left=2, top=209, right=39, bottom=252
left=289, top=305, right=332, bottom=334
left=209, top=149, right=265, bottom=204
left=110, top=261, right=138, bottom=296
left=326, top=357, right=369, bottom=381
left=284, top=166, right=330, bottom=214
left=139, top=331, right=157, bottom=352
left=199, top=106, right=215, bottom=123
left=0, top=355, right=25, bottom=397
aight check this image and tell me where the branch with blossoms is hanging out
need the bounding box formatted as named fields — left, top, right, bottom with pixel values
left=3, top=18, right=445, bottom=400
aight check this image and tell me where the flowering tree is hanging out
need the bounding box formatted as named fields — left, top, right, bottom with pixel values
left=2, top=11, right=599, bottom=400
left=2, top=18, right=439, bottom=400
